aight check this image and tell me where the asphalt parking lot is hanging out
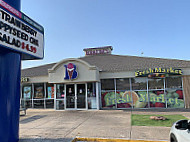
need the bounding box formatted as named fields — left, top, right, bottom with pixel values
left=19, top=109, right=190, bottom=142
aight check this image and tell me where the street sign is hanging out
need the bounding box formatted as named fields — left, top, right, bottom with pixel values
left=0, top=0, right=44, bottom=60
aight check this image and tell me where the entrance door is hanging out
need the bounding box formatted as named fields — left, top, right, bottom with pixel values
left=66, top=84, right=86, bottom=109
left=77, top=84, right=86, bottom=109
left=66, top=84, right=75, bottom=109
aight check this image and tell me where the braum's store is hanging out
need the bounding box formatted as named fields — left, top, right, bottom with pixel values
left=21, top=46, right=190, bottom=110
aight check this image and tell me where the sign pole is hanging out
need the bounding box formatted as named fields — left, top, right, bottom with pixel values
left=0, top=0, right=43, bottom=140
left=0, top=0, right=21, bottom=142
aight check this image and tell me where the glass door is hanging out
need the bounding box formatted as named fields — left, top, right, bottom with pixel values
left=66, top=84, right=75, bottom=109
left=77, top=84, right=86, bottom=109
left=66, top=84, right=87, bottom=109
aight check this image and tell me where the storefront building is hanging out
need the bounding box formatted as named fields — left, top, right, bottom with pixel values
left=21, top=46, right=190, bottom=110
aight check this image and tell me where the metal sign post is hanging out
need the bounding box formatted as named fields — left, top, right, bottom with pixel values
left=0, top=0, right=44, bottom=141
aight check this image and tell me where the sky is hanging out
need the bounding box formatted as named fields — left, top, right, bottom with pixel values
left=21, top=0, right=190, bottom=69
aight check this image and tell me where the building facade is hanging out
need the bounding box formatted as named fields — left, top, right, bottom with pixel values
left=21, top=46, right=190, bottom=110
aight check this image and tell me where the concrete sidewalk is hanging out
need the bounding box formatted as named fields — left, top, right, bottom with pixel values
left=19, top=109, right=190, bottom=142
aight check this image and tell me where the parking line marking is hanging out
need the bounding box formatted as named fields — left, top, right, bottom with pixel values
left=72, top=137, right=168, bottom=142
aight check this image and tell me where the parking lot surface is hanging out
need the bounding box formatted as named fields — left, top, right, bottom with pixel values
left=19, top=109, right=190, bottom=142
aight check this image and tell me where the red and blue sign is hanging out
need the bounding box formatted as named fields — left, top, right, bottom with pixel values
left=64, top=63, right=78, bottom=80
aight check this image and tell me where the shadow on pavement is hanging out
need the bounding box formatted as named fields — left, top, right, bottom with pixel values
left=19, top=138, right=73, bottom=142
left=20, top=115, right=47, bottom=124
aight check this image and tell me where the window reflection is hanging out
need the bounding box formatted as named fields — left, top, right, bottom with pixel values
left=22, top=84, right=32, bottom=99
left=116, top=78, right=130, bottom=90
left=56, top=84, right=65, bottom=99
left=131, top=78, right=147, bottom=90
left=46, top=83, right=54, bottom=99
left=166, top=77, right=182, bottom=89
left=87, top=83, right=97, bottom=109
left=33, top=100, right=44, bottom=108
left=56, top=84, right=65, bottom=110
left=148, top=78, right=164, bottom=90
left=34, top=83, right=44, bottom=99
left=101, top=79, right=114, bottom=90
left=101, top=79, right=116, bottom=108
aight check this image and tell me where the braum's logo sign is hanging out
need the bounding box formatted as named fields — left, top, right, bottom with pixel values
left=64, top=63, right=78, bottom=80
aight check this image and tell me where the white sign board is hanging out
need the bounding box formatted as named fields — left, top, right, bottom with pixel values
left=0, top=0, right=44, bottom=60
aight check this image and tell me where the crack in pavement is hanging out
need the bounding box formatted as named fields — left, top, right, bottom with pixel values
left=63, top=111, right=98, bottom=138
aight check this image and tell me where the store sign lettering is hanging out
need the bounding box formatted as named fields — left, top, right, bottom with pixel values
left=103, top=92, right=132, bottom=107
left=21, top=77, right=29, bottom=83
left=64, top=63, right=78, bottom=80
left=103, top=91, right=184, bottom=108
left=138, top=93, right=179, bottom=105
left=135, top=67, right=182, bottom=77
left=0, top=0, right=44, bottom=59
left=117, top=95, right=131, bottom=104
left=105, top=95, right=116, bottom=106
left=86, top=49, right=110, bottom=55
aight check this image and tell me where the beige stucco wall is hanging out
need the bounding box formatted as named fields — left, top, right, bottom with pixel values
left=181, top=68, right=190, bottom=75
left=24, top=76, right=49, bottom=83
left=100, top=71, right=135, bottom=79
left=48, top=58, right=100, bottom=83
left=100, top=68, right=190, bottom=79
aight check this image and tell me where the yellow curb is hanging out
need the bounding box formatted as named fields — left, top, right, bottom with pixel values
left=72, top=137, right=168, bottom=142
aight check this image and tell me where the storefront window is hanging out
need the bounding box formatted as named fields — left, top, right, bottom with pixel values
left=56, top=84, right=65, bottom=110
left=166, top=76, right=182, bottom=89
left=46, top=83, right=54, bottom=99
left=21, top=99, right=32, bottom=108
left=116, top=78, right=132, bottom=108
left=101, top=91, right=116, bottom=108
left=56, top=100, right=64, bottom=110
left=34, top=83, right=44, bottom=99
left=45, top=100, right=54, bottom=108
left=131, top=78, right=147, bottom=90
left=21, top=84, right=33, bottom=108
left=56, top=84, right=65, bottom=99
left=33, top=100, right=44, bottom=108
left=131, top=78, right=148, bottom=108
left=166, top=77, right=184, bottom=108
left=166, top=89, right=184, bottom=108
left=87, top=83, right=97, bottom=109
left=101, top=79, right=115, bottom=90
left=116, top=91, right=132, bottom=108
left=101, top=79, right=116, bottom=108
left=132, top=91, right=149, bottom=108
left=148, top=78, right=164, bottom=90
left=22, top=84, right=32, bottom=99
left=148, top=78, right=166, bottom=108
left=116, top=78, right=130, bottom=90
left=148, top=90, right=166, bottom=108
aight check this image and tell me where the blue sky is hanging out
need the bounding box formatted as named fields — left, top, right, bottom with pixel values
left=21, top=0, right=190, bottom=69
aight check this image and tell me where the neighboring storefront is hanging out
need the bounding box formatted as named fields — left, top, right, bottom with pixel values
left=21, top=46, right=190, bottom=110
left=101, top=76, right=183, bottom=109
